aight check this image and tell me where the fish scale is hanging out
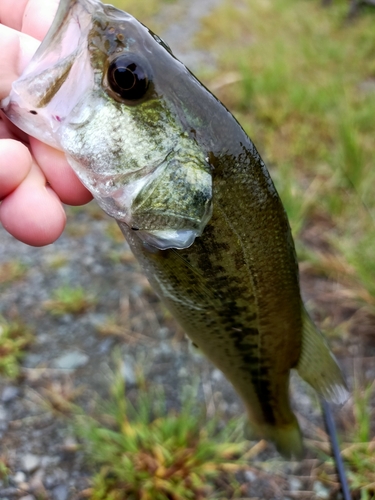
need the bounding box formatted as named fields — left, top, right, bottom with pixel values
left=118, top=194, right=300, bottom=438
left=1, top=0, right=348, bottom=457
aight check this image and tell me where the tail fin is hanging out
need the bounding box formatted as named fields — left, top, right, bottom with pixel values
left=246, top=417, right=303, bottom=459
left=297, top=308, right=349, bottom=404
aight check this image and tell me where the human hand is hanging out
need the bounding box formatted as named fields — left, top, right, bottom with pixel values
left=0, top=0, right=92, bottom=246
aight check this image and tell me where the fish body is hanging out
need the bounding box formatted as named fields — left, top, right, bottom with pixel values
left=1, top=0, right=348, bottom=456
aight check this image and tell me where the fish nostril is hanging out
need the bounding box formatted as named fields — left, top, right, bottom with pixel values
left=29, top=110, right=38, bottom=115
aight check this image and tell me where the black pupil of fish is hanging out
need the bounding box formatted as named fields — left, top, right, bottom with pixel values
left=109, top=60, right=148, bottom=100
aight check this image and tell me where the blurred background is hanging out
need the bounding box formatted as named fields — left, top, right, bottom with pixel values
left=1, top=0, right=375, bottom=498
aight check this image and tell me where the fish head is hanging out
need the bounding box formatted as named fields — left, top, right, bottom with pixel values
left=1, top=0, right=213, bottom=250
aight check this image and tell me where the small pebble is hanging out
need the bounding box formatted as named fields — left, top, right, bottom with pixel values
left=44, top=468, right=68, bottom=487
left=288, top=477, right=302, bottom=492
left=19, top=481, right=31, bottom=492
left=52, top=484, right=69, bottom=500
left=122, top=365, right=136, bottom=385
left=20, top=454, right=40, bottom=473
left=178, top=367, right=188, bottom=377
left=313, top=480, right=330, bottom=499
left=244, top=470, right=257, bottom=482
left=1, top=386, right=19, bottom=403
left=12, top=471, right=27, bottom=484
left=153, top=343, right=174, bottom=356
left=211, top=369, right=223, bottom=381
left=23, top=354, right=43, bottom=368
left=53, top=351, right=89, bottom=370
left=157, top=327, right=170, bottom=339
left=0, top=420, right=8, bottom=439
left=61, top=436, right=79, bottom=452
left=41, top=456, right=60, bottom=468
left=122, top=357, right=136, bottom=385
left=98, top=338, right=114, bottom=354
left=29, top=469, right=45, bottom=491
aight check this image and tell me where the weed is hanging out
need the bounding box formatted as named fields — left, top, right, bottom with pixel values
left=38, top=378, right=85, bottom=417
left=46, top=253, right=69, bottom=270
left=0, top=454, right=10, bottom=481
left=309, top=377, right=375, bottom=497
left=0, top=260, right=27, bottom=286
left=44, top=285, right=97, bottom=316
left=105, top=220, right=125, bottom=243
left=341, top=379, right=375, bottom=496
left=103, top=0, right=168, bottom=25
left=0, top=316, right=33, bottom=379
left=76, top=360, right=247, bottom=499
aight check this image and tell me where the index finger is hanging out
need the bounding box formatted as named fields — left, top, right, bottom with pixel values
left=0, top=0, right=59, bottom=100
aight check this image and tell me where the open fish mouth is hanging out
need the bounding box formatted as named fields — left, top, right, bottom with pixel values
left=1, top=0, right=214, bottom=251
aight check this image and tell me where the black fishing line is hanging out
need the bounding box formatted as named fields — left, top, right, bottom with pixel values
left=321, top=399, right=351, bottom=500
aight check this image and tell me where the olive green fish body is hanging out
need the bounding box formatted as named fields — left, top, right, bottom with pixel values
left=119, top=134, right=304, bottom=453
left=2, top=0, right=348, bottom=457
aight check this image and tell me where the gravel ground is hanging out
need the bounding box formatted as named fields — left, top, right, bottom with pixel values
left=0, top=206, right=345, bottom=500
left=0, top=0, right=373, bottom=499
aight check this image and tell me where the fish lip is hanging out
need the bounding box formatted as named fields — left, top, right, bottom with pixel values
left=1, top=98, right=63, bottom=150
left=1, top=101, right=24, bottom=129
left=0, top=98, right=16, bottom=116
left=0, top=96, right=11, bottom=110
left=136, top=228, right=202, bottom=250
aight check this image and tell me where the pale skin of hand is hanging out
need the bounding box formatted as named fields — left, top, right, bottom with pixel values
left=0, top=0, right=93, bottom=246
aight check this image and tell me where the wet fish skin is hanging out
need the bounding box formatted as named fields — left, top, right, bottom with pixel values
left=1, top=0, right=348, bottom=457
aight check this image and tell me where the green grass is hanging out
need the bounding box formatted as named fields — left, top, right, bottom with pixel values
left=311, top=380, right=375, bottom=497
left=103, top=0, right=174, bottom=25
left=0, top=315, right=33, bottom=379
left=342, top=379, right=375, bottom=496
left=43, top=285, right=97, bottom=316
left=76, top=360, right=248, bottom=500
left=0, top=454, right=10, bottom=483
left=197, top=0, right=375, bottom=313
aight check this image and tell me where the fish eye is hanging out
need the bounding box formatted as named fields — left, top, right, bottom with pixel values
left=107, top=55, right=150, bottom=101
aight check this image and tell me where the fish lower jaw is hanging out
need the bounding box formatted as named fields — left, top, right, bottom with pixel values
left=135, top=228, right=199, bottom=250
left=0, top=96, right=10, bottom=109
left=92, top=191, right=202, bottom=250
left=1, top=99, right=62, bottom=150
left=94, top=196, right=202, bottom=249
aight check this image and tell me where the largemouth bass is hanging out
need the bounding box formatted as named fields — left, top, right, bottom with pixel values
left=1, top=0, right=348, bottom=457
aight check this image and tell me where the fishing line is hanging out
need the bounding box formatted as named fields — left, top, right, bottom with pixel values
left=321, top=398, right=351, bottom=500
